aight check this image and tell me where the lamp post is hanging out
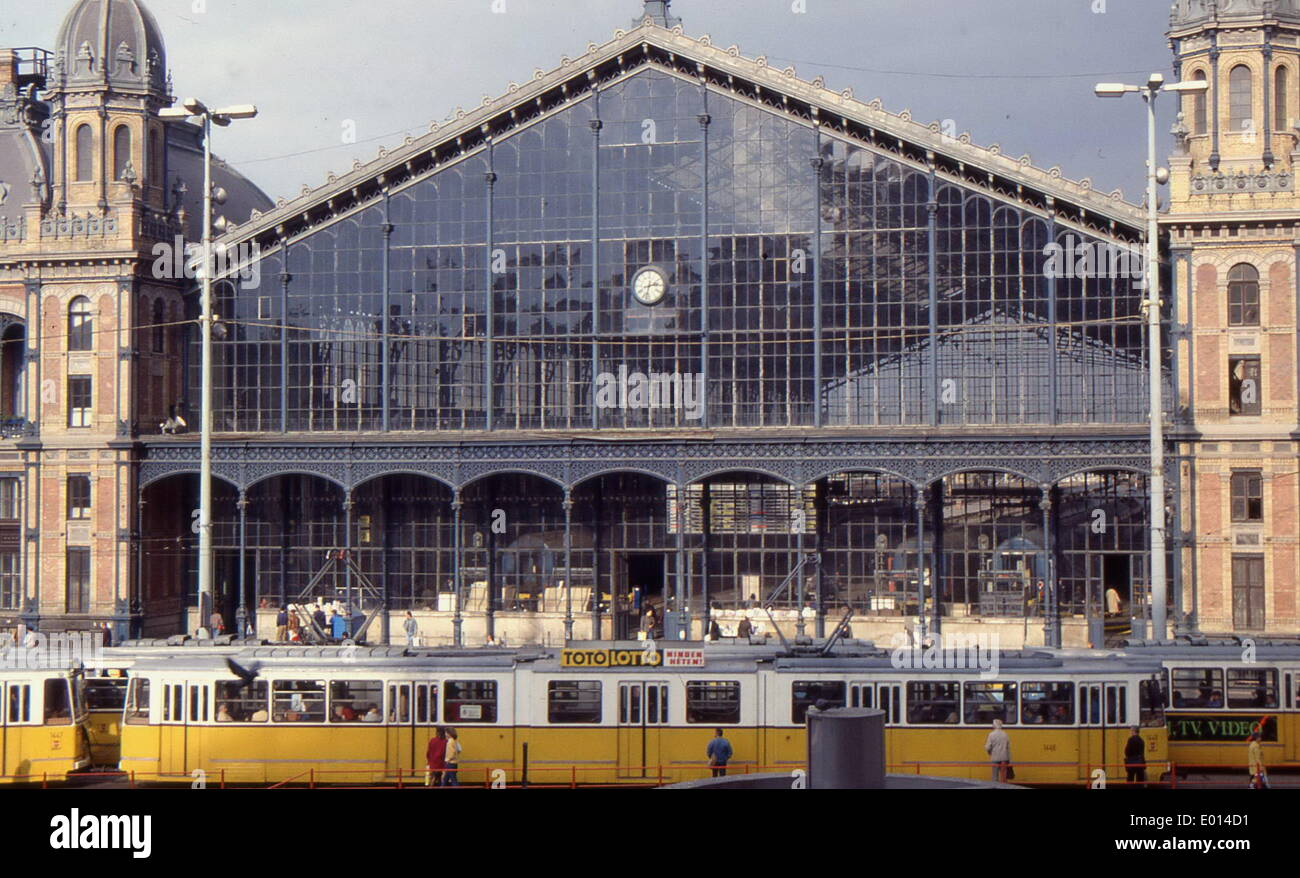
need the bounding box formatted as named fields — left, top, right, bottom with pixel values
left=159, top=99, right=258, bottom=639
left=1094, top=74, right=1206, bottom=641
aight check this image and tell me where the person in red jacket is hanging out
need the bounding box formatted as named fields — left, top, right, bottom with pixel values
left=426, top=727, right=447, bottom=787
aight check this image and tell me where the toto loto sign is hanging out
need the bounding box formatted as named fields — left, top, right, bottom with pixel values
left=560, top=648, right=663, bottom=668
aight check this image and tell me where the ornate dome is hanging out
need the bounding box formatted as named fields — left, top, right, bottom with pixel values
left=54, top=0, right=166, bottom=94
left=1171, top=0, right=1300, bottom=28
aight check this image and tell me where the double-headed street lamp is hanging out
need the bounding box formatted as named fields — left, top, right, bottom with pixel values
left=1094, top=74, right=1207, bottom=641
left=159, top=99, right=258, bottom=639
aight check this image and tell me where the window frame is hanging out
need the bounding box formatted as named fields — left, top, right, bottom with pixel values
left=444, top=679, right=499, bottom=723
left=67, top=474, right=92, bottom=521
left=68, top=297, right=93, bottom=352
left=547, top=679, right=603, bottom=724
left=67, top=375, right=93, bottom=428
left=1230, top=470, right=1264, bottom=522
left=684, top=679, right=741, bottom=725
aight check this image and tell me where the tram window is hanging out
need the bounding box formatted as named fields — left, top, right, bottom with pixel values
left=850, top=685, right=873, bottom=709
left=124, top=678, right=148, bottom=725
left=85, top=679, right=127, bottom=711
left=44, top=678, right=72, bottom=724
left=189, top=685, right=209, bottom=723
left=686, top=681, right=740, bottom=725
left=963, top=682, right=1018, bottom=725
left=215, top=681, right=268, bottom=722
left=906, top=682, right=959, bottom=724
left=165, top=684, right=183, bottom=723
left=1105, top=686, right=1126, bottom=726
left=1139, top=679, right=1165, bottom=727
left=1170, top=668, right=1224, bottom=708
left=548, top=680, right=603, bottom=724
left=1021, top=682, right=1073, bottom=724
left=791, top=681, right=846, bottom=724
left=7, top=684, right=28, bottom=723
left=329, top=681, right=383, bottom=722
left=272, top=680, right=326, bottom=723
left=1227, top=668, right=1278, bottom=709
left=417, top=684, right=437, bottom=725
left=445, top=680, right=497, bottom=723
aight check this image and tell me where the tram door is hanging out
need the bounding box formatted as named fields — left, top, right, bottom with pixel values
left=1286, top=672, right=1298, bottom=763
left=850, top=683, right=901, bottom=764
left=386, top=683, right=436, bottom=782
left=617, top=681, right=669, bottom=778
left=1078, top=682, right=1127, bottom=781
left=160, top=681, right=209, bottom=776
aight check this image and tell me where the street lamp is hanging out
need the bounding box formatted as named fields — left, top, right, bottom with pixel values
left=1094, top=73, right=1207, bottom=641
left=159, top=99, right=258, bottom=639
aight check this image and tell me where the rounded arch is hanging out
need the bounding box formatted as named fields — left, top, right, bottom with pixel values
left=113, top=124, right=132, bottom=181
left=1227, top=262, right=1261, bottom=326
left=244, top=469, right=349, bottom=495
left=352, top=469, right=455, bottom=495
left=1052, top=464, right=1149, bottom=486
left=922, top=465, right=1045, bottom=491
left=67, top=295, right=93, bottom=352
left=806, top=463, right=920, bottom=490
left=139, top=468, right=242, bottom=493
left=74, top=123, right=93, bottom=182
left=1191, top=68, right=1209, bottom=135
left=1276, top=63, right=1292, bottom=130
left=570, top=466, right=673, bottom=491
left=687, top=466, right=799, bottom=488
left=457, top=468, right=566, bottom=493
left=1228, top=62, right=1255, bottom=133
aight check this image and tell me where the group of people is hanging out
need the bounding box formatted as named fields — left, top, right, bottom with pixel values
left=424, top=727, right=463, bottom=786
left=271, top=602, right=358, bottom=643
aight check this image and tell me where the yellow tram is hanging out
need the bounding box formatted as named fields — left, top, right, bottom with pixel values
left=0, top=650, right=91, bottom=782
left=118, top=643, right=1169, bottom=785
left=1122, top=642, right=1300, bottom=775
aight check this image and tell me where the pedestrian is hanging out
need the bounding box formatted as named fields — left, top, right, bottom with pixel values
left=100, top=621, right=112, bottom=647
left=1248, top=729, right=1269, bottom=789
left=403, top=611, right=419, bottom=648
left=329, top=610, right=347, bottom=643
left=275, top=606, right=289, bottom=642
left=442, top=727, right=461, bottom=787
left=984, top=718, right=1012, bottom=783
left=312, top=604, right=327, bottom=635
left=642, top=605, right=657, bottom=640
left=426, top=726, right=447, bottom=787
left=736, top=616, right=753, bottom=640
left=706, top=727, right=733, bottom=778
left=287, top=608, right=301, bottom=642
left=1105, top=587, right=1122, bottom=615
left=708, top=618, right=722, bottom=641
left=209, top=611, right=224, bottom=636
left=1124, top=726, right=1146, bottom=784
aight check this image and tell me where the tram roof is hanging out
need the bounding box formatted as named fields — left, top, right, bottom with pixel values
left=1118, top=639, right=1300, bottom=660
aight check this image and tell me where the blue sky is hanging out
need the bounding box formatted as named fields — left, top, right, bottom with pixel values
left=3, top=0, right=1177, bottom=203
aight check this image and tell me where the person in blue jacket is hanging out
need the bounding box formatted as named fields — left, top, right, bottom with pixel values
left=330, top=610, right=348, bottom=642
left=706, top=728, right=733, bottom=778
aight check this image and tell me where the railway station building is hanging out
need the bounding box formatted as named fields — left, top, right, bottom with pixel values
left=0, top=0, right=1297, bottom=646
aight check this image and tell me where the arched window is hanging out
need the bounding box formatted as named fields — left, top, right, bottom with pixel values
left=1228, top=264, right=1260, bottom=326
left=1229, top=65, right=1254, bottom=135
left=75, top=124, right=93, bottom=182
left=113, top=125, right=132, bottom=181
left=68, top=297, right=93, bottom=352
left=1276, top=66, right=1290, bottom=131
left=1193, top=70, right=1208, bottom=135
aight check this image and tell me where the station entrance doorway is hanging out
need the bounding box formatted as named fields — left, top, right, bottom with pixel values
left=618, top=554, right=666, bottom=640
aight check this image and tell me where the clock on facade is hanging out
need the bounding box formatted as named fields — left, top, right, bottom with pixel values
left=631, top=266, right=669, bottom=306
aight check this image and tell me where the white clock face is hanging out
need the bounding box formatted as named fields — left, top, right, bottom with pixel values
left=632, top=267, right=668, bottom=306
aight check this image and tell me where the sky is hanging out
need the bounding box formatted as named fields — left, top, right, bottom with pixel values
left=2, top=0, right=1178, bottom=204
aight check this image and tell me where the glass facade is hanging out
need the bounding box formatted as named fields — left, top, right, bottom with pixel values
left=200, top=69, right=1158, bottom=433
left=145, top=65, right=1163, bottom=637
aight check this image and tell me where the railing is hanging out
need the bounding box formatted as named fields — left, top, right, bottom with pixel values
left=7, top=761, right=1287, bottom=789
